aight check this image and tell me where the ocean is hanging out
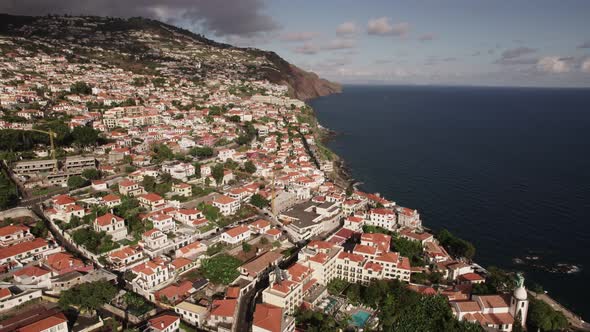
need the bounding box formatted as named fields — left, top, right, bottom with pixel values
left=310, top=85, right=590, bottom=319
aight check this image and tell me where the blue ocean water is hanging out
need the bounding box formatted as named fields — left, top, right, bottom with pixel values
left=310, top=85, right=590, bottom=319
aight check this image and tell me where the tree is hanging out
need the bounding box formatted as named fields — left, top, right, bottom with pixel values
left=436, top=229, right=476, bottom=260
left=141, top=175, right=156, bottom=192
left=244, top=160, right=257, bottom=174
left=190, top=146, right=213, bottom=158
left=68, top=175, right=89, bottom=189
left=152, top=144, right=174, bottom=162
left=242, top=242, right=252, bottom=252
left=70, top=81, right=92, bottom=95
left=71, top=126, right=99, bottom=147
left=58, top=280, right=117, bottom=313
left=527, top=298, right=568, bottom=332
left=211, top=164, right=224, bottom=186
left=82, top=168, right=100, bottom=180
left=200, top=254, right=241, bottom=284
left=250, top=194, right=269, bottom=209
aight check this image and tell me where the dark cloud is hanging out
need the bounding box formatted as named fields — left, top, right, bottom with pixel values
left=494, top=58, right=538, bottom=65
left=500, top=46, right=537, bottom=59
left=577, top=40, right=590, bottom=49
left=0, top=0, right=279, bottom=37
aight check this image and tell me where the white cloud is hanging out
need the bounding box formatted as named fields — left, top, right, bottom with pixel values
left=324, top=39, right=356, bottom=50
left=367, top=17, right=409, bottom=36
left=293, top=42, right=320, bottom=55
left=336, top=21, right=358, bottom=36
left=280, top=31, right=319, bottom=42
left=581, top=58, right=590, bottom=73
left=536, top=56, right=570, bottom=73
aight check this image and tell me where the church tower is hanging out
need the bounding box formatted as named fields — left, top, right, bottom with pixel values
left=510, top=273, right=529, bottom=328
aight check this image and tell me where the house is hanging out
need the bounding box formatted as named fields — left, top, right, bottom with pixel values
left=0, top=225, right=34, bottom=247
left=43, top=252, right=92, bottom=276
left=253, top=303, right=296, bottom=332
left=13, top=265, right=52, bottom=287
left=262, top=272, right=303, bottom=315
left=149, top=213, right=176, bottom=232
left=139, top=193, right=166, bottom=211
left=108, top=246, right=145, bottom=270
left=94, top=213, right=128, bottom=241
left=171, top=183, right=192, bottom=197
left=155, top=281, right=194, bottom=304
left=162, top=162, right=195, bottom=181
left=91, top=180, right=108, bottom=191
left=174, top=209, right=205, bottom=226
left=119, top=179, right=145, bottom=197
left=141, top=229, right=169, bottom=252
left=366, top=208, right=397, bottom=231
left=102, top=194, right=122, bottom=208
left=0, top=238, right=50, bottom=265
left=148, top=314, right=180, bottom=332
left=174, top=301, right=208, bottom=328
left=15, top=312, right=68, bottom=332
left=265, top=228, right=282, bottom=241
left=249, top=219, right=271, bottom=234
left=0, top=287, right=43, bottom=313
left=131, top=258, right=173, bottom=293
left=175, top=241, right=207, bottom=260
left=399, top=228, right=434, bottom=245
left=208, top=299, right=238, bottom=328
left=212, top=195, right=240, bottom=216
left=221, top=225, right=252, bottom=245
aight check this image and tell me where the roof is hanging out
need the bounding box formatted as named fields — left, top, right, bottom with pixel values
left=214, top=195, right=237, bottom=205
left=95, top=213, right=124, bottom=227
left=13, top=265, right=51, bottom=277
left=253, top=303, right=284, bottom=332
left=0, top=238, right=48, bottom=260
left=102, top=194, right=121, bottom=202
left=148, top=314, right=179, bottom=330
left=224, top=225, right=250, bottom=238
left=175, top=301, right=208, bottom=314
left=210, top=299, right=237, bottom=317
left=140, top=192, right=164, bottom=202
left=240, top=251, right=283, bottom=277
left=0, top=225, right=29, bottom=237
left=17, top=313, right=67, bottom=332
left=476, top=295, right=510, bottom=309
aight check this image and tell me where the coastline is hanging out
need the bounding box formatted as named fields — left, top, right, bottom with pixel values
left=306, top=88, right=590, bottom=328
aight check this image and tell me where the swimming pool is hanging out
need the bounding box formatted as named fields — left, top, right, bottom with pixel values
left=351, top=310, right=371, bottom=327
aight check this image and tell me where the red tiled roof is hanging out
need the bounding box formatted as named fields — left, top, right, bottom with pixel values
left=0, top=238, right=48, bottom=260
left=148, top=314, right=179, bottom=330
left=211, top=299, right=237, bottom=317
left=17, top=313, right=67, bottom=332
left=253, top=303, right=284, bottom=332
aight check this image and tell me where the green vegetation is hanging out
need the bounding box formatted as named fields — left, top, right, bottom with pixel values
left=244, top=160, right=257, bottom=174
left=242, top=242, right=252, bottom=252
left=527, top=298, right=568, bottom=331
left=71, top=126, right=100, bottom=147
left=81, top=168, right=101, bottom=180
left=295, top=309, right=349, bottom=332
left=152, top=143, right=174, bottom=162
left=327, top=278, right=349, bottom=296
left=206, top=242, right=226, bottom=256
left=67, top=175, right=89, bottom=189
left=0, top=168, right=18, bottom=209
left=211, top=164, right=224, bottom=186
left=200, top=254, right=241, bottom=284
left=70, top=81, right=92, bottom=95
left=58, top=280, right=117, bottom=313
left=436, top=229, right=476, bottom=260
left=124, top=292, right=155, bottom=316
left=198, top=203, right=221, bottom=222
left=189, top=146, right=214, bottom=158
left=71, top=227, right=120, bottom=254
left=362, top=225, right=425, bottom=265
left=113, top=196, right=149, bottom=238
left=250, top=194, right=269, bottom=209
left=472, top=266, right=515, bottom=295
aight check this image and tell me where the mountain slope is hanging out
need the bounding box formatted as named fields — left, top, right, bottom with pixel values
left=0, top=14, right=341, bottom=100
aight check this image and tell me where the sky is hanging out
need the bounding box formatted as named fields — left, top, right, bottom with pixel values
left=2, top=0, right=590, bottom=87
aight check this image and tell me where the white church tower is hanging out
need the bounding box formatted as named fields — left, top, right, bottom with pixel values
left=510, top=272, right=529, bottom=327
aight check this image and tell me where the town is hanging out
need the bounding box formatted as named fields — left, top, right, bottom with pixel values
left=0, top=14, right=573, bottom=332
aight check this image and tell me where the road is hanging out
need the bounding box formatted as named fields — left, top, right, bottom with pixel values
left=528, top=290, right=590, bottom=331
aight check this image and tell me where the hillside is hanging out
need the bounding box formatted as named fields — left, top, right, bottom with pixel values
left=0, top=14, right=341, bottom=100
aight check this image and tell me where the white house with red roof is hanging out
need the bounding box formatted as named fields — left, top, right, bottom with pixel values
left=208, top=298, right=238, bottom=328
left=108, top=246, right=145, bottom=271
left=141, top=229, right=169, bottom=253
left=175, top=240, right=207, bottom=260
left=221, top=225, right=252, bottom=245
left=131, top=258, right=173, bottom=296
left=94, top=213, right=128, bottom=241
left=139, top=193, right=166, bottom=211
left=0, top=225, right=34, bottom=247
left=367, top=208, right=397, bottom=231
left=174, top=209, right=204, bottom=226
left=102, top=194, right=122, bottom=208
left=253, top=303, right=296, bottom=332
left=13, top=265, right=52, bottom=287
left=171, top=183, right=192, bottom=197
left=148, top=313, right=180, bottom=332
left=0, top=238, right=51, bottom=265
left=149, top=213, right=176, bottom=232
left=212, top=195, right=240, bottom=216
left=46, top=194, right=86, bottom=223
left=14, top=311, right=68, bottom=332
left=396, top=206, right=422, bottom=229
left=118, top=179, right=145, bottom=197
left=249, top=219, right=271, bottom=234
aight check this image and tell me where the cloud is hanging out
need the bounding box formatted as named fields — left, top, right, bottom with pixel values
left=500, top=47, right=537, bottom=59
left=367, top=17, right=409, bottom=36
left=293, top=42, right=320, bottom=55
left=336, top=21, right=358, bottom=36
left=280, top=32, right=319, bottom=42
left=581, top=58, right=590, bottom=73
left=324, top=39, right=356, bottom=50
left=0, top=0, right=280, bottom=37
left=577, top=40, right=590, bottom=49
left=536, top=56, right=570, bottom=73
left=418, top=33, right=436, bottom=42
